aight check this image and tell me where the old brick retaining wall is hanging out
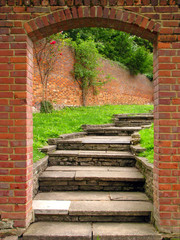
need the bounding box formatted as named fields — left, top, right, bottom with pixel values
left=33, top=45, right=153, bottom=108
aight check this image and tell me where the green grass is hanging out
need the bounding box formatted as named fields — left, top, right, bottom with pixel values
left=139, top=124, right=154, bottom=163
left=33, top=104, right=153, bottom=162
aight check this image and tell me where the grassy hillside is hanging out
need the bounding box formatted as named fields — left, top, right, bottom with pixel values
left=33, top=105, right=153, bottom=162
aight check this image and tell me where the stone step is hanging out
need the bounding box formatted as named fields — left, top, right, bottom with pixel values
left=114, top=114, right=153, bottom=127
left=86, top=126, right=142, bottom=136
left=113, top=114, right=154, bottom=120
left=34, top=191, right=149, bottom=201
left=115, top=121, right=153, bottom=127
left=39, top=166, right=145, bottom=191
left=57, top=136, right=131, bottom=151
left=48, top=150, right=135, bottom=167
left=33, top=199, right=152, bottom=222
left=93, top=222, right=161, bottom=240
left=23, top=222, right=161, bottom=240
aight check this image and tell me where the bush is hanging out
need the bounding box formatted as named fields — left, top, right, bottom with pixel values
left=40, top=101, right=54, bottom=113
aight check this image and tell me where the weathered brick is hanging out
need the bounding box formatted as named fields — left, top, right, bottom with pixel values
left=0, top=1, right=179, bottom=237
left=64, top=8, right=72, bottom=19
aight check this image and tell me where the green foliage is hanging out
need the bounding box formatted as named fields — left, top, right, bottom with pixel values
left=139, top=124, right=154, bottom=163
left=71, top=38, right=108, bottom=105
left=64, top=28, right=153, bottom=77
left=145, top=72, right=153, bottom=81
left=73, top=39, right=100, bottom=90
left=33, top=105, right=154, bottom=161
left=40, top=101, right=54, bottom=113
left=131, top=35, right=153, bottom=52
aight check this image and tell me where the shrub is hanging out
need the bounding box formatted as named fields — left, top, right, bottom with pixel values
left=40, top=101, right=54, bottom=113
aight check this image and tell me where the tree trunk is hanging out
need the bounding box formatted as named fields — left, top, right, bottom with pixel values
left=42, top=85, right=45, bottom=102
left=82, top=89, right=86, bottom=106
left=42, top=84, right=49, bottom=113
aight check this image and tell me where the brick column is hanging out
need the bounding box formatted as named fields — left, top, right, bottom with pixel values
left=153, top=39, right=180, bottom=235
left=0, top=28, right=33, bottom=236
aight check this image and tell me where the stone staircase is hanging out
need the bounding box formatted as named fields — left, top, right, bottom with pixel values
left=23, top=113, right=161, bottom=240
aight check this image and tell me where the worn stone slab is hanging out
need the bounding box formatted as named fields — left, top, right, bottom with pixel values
left=78, top=151, right=133, bottom=158
left=93, top=223, right=161, bottom=240
left=114, top=114, right=154, bottom=118
left=130, top=145, right=146, bottom=154
left=49, top=150, right=80, bottom=156
left=89, top=126, right=142, bottom=130
left=40, top=145, right=56, bottom=153
left=3, top=237, right=18, bottom=240
left=141, top=124, right=152, bottom=129
left=86, top=126, right=142, bottom=132
left=75, top=170, right=144, bottom=181
left=82, top=136, right=131, bottom=144
left=108, top=167, right=139, bottom=172
left=110, top=192, right=149, bottom=201
left=34, top=191, right=110, bottom=201
left=39, top=171, right=75, bottom=180
left=23, top=222, right=92, bottom=240
left=49, top=150, right=134, bottom=158
left=59, top=132, right=87, bottom=139
left=57, top=136, right=131, bottom=144
left=46, top=166, right=109, bottom=171
left=82, top=123, right=114, bottom=130
left=33, top=200, right=71, bottom=215
left=69, top=201, right=152, bottom=216
left=46, top=166, right=139, bottom=172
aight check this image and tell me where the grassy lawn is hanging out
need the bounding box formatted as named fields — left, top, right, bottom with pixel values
left=33, top=104, right=153, bottom=162
left=139, top=124, right=154, bottom=163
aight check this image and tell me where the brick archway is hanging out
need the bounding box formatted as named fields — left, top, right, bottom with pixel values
left=24, top=7, right=160, bottom=42
left=0, top=1, right=179, bottom=237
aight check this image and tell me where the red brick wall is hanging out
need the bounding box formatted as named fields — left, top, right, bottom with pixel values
left=0, top=0, right=179, bottom=237
left=33, top=45, right=153, bottom=108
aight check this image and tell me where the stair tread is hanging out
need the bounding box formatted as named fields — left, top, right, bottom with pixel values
left=23, top=222, right=92, bottom=240
left=69, top=200, right=152, bottom=215
left=34, top=191, right=149, bottom=201
left=49, top=150, right=134, bottom=158
left=87, top=126, right=142, bottom=131
left=114, top=114, right=154, bottom=118
left=46, top=166, right=139, bottom=171
left=40, top=166, right=144, bottom=181
left=23, top=222, right=161, bottom=240
left=93, top=222, right=161, bottom=239
left=57, top=135, right=131, bottom=144
left=33, top=200, right=152, bottom=215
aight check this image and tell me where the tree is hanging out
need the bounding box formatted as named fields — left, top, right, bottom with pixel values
left=72, top=39, right=106, bottom=106
left=34, top=35, right=63, bottom=112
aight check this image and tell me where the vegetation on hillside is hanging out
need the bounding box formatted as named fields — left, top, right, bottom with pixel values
left=33, top=105, right=154, bottom=162
left=35, top=28, right=153, bottom=111
left=65, top=28, right=153, bottom=79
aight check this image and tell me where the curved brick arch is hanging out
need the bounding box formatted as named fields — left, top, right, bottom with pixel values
left=0, top=0, right=180, bottom=238
left=24, top=7, right=161, bottom=42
